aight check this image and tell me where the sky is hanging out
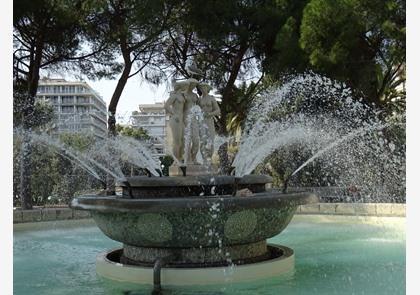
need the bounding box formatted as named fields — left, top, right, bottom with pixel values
left=87, top=76, right=169, bottom=124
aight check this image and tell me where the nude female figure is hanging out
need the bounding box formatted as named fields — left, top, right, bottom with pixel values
left=164, top=81, right=188, bottom=162
left=198, top=82, right=221, bottom=163
left=182, top=78, right=200, bottom=164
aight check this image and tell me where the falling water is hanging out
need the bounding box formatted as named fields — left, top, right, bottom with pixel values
left=153, top=136, right=182, bottom=166
left=232, top=73, right=405, bottom=200
left=14, top=129, right=162, bottom=185
left=233, top=117, right=334, bottom=176
left=214, top=135, right=231, bottom=156
left=290, top=123, right=390, bottom=178
left=105, top=136, right=161, bottom=176
left=26, top=131, right=123, bottom=180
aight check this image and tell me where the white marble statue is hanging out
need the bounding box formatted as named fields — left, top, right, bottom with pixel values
left=164, top=80, right=189, bottom=162
left=198, top=82, right=221, bottom=164
left=166, top=75, right=221, bottom=175
left=183, top=78, right=200, bottom=164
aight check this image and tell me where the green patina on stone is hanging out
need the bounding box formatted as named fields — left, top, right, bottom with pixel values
left=135, top=213, right=173, bottom=243
left=91, top=206, right=298, bottom=248
left=224, top=210, right=257, bottom=241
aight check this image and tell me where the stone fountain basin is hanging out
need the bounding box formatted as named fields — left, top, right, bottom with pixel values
left=71, top=191, right=318, bottom=248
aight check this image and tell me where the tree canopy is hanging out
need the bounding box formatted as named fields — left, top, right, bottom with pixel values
left=299, top=0, right=405, bottom=105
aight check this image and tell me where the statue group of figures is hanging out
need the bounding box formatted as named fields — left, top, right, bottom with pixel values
left=164, top=78, right=220, bottom=167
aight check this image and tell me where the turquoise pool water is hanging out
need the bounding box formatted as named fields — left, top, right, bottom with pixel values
left=14, top=215, right=405, bottom=295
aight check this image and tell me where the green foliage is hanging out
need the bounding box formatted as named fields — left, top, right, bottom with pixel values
left=261, top=0, right=310, bottom=75
left=13, top=0, right=93, bottom=81
left=226, top=77, right=274, bottom=136
left=116, top=124, right=150, bottom=140
left=13, top=91, right=55, bottom=130
left=299, top=0, right=405, bottom=105
left=13, top=132, right=102, bottom=207
left=58, top=133, right=96, bottom=151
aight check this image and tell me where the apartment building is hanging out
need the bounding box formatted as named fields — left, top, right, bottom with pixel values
left=36, top=78, right=107, bottom=139
left=130, top=102, right=168, bottom=156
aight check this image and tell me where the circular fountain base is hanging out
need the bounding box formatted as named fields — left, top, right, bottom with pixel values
left=96, top=244, right=294, bottom=286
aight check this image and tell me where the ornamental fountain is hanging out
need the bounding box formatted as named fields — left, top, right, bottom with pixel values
left=69, top=71, right=404, bottom=294
left=70, top=77, right=319, bottom=293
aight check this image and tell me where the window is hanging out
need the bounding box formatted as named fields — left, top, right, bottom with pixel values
left=90, top=105, right=100, bottom=113
left=62, top=96, right=74, bottom=104
left=77, top=96, right=89, bottom=103
left=77, top=106, right=87, bottom=113
left=61, top=106, right=74, bottom=113
left=48, top=96, right=59, bottom=104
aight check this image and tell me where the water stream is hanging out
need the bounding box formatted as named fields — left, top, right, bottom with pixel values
left=14, top=129, right=162, bottom=186
left=232, top=73, right=405, bottom=199
left=290, top=123, right=390, bottom=178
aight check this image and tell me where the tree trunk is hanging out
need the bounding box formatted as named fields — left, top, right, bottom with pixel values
left=19, top=133, right=32, bottom=209
left=218, top=45, right=248, bottom=175
left=107, top=67, right=131, bottom=136
left=107, top=52, right=133, bottom=136
left=106, top=43, right=133, bottom=194
left=19, top=34, right=44, bottom=209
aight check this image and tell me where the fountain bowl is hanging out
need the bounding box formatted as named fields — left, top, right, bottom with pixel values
left=72, top=191, right=316, bottom=248
left=71, top=175, right=318, bottom=266
left=70, top=175, right=318, bottom=288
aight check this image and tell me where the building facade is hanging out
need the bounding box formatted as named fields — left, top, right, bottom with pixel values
left=36, top=78, right=108, bottom=139
left=130, top=102, right=168, bottom=156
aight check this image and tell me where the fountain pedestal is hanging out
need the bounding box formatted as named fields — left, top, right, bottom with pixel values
left=121, top=241, right=268, bottom=266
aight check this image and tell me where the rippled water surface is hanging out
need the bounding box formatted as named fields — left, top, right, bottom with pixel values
left=14, top=215, right=405, bottom=295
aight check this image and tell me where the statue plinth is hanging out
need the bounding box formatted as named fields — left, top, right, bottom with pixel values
left=169, top=164, right=215, bottom=176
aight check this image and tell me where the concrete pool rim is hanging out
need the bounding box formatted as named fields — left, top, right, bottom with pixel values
left=96, top=244, right=295, bottom=286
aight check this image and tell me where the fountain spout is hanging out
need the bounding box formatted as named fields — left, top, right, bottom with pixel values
left=152, top=255, right=173, bottom=295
